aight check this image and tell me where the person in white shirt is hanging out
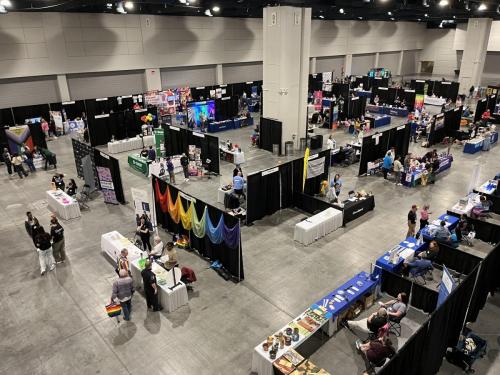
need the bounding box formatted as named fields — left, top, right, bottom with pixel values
left=326, top=135, right=336, bottom=150
left=150, top=236, right=164, bottom=258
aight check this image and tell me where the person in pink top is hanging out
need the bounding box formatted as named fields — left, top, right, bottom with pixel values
left=419, top=204, right=432, bottom=231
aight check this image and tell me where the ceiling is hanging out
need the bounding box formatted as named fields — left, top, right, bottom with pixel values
left=5, top=0, right=500, bottom=25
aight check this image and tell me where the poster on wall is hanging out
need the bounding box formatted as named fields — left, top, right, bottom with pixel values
left=322, top=72, right=333, bottom=91
left=176, top=87, right=192, bottom=110
left=414, top=94, right=424, bottom=110
left=96, top=166, right=119, bottom=205
left=131, top=187, right=151, bottom=217
left=313, top=90, right=323, bottom=111
left=5, top=125, right=34, bottom=154
left=50, top=111, right=63, bottom=135
left=154, top=128, right=165, bottom=157
left=437, top=265, right=456, bottom=307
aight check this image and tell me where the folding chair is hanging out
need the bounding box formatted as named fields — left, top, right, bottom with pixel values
left=389, top=313, right=406, bottom=337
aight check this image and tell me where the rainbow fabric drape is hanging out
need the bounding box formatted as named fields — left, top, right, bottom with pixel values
left=206, top=213, right=224, bottom=244
left=179, top=201, right=193, bottom=230
left=303, top=147, right=310, bottom=192
left=192, top=206, right=207, bottom=238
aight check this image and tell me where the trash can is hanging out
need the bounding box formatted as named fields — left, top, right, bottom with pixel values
left=272, top=144, right=280, bottom=155
left=285, top=141, right=294, bottom=156
left=299, top=138, right=307, bottom=151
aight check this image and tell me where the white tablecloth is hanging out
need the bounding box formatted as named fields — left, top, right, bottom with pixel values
left=130, top=260, right=188, bottom=313
left=220, top=147, right=245, bottom=165
left=293, top=207, right=343, bottom=245
left=424, top=96, right=446, bottom=106
left=107, top=135, right=154, bottom=154
left=476, top=180, right=498, bottom=195
left=101, top=231, right=145, bottom=264
left=46, top=190, right=81, bottom=220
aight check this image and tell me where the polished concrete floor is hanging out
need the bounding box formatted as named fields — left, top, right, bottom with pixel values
left=0, top=117, right=499, bottom=375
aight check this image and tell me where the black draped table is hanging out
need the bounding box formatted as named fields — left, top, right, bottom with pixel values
left=333, top=195, right=375, bottom=225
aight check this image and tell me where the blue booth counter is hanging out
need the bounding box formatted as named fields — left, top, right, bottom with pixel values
left=375, top=237, right=428, bottom=274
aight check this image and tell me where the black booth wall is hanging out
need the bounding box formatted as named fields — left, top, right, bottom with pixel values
left=259, top=117, right=282, bottom=154
left=163, top=125, right=220, bottom=175
left=474, top=98, right=488, bottom=123
left=443, top=106, right=463, bottom=138
left=93, top=149, right=125, bottom=204
left=153, top=176, right=244, bottom=281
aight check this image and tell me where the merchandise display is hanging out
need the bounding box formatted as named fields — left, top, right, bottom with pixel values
left=100, top=231, right=144, bottom=263
left=219, top=145, right=245, bottom=165
left=375, top=237, right=428, bottom=274
left=293, top=207, right=343, bottom=245
left=46, top=189, right=81, bottom=220
left=449, top=194, right=480, bottom=216
left=107, top=135, right=154, bottom=154
left=402, top=155, right=453, bottom=187
left=332, top=193, right=375, bottom=225
left=463, top=132, right=498, bottom=154
left=130, top=259, right=188, bottom=313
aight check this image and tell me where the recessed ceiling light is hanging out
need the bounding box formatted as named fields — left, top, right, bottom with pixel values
left=179, top=0, right=187, bottom=3
left=425, top=13, right=429, bottom=17
left=388, top=11, right=392, bottom=16
left=439, top=0, right=449, bottom=7
left=205, top=9, right=213, bottom=16
left=339, top=8, right=344, bottom=14
left=212, top=6, right=220, bottom=12
left=319, top=15, right=324, bottom=19
left=417, top=18, right=422, bottom=21
left=390, top=17, right=395, bottom=21
left=478, top=3, right=487, bottom=11
left=358, top=17, right=363, bottom=20
left=0, top=0, right=11, bottom=7
left=124, top=1, right=134, bottom=10
left=106, top=3, right=112, bottom=9
left=422, top=0, right=429, bottom=7
left=453, top=15, right=456, bottom=19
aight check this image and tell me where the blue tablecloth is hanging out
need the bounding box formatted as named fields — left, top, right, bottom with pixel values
left=372, top=115, right=391, bottom=128
left=402, top=155, right=453, bottom=187
left=366, top=104, right=384, bottom=114
left=366, top=105, right=408, bottom=117
left=375, top=237, right=428, bottom=273
left=207, top=119, right=234, bottom=133
left=491, top=131, right=498, bottom=144
left=356, top=90, right=372, bottom=98
left=420, top=214, right=459, bottom=240
left=313, top=271, right=377, bottom=317
left=233, top=116, right=254, bottom=129
left=463, top=139, right=484, bottom=154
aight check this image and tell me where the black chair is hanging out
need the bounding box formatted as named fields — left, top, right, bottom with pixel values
left=389, top=312, right=406, bottom=337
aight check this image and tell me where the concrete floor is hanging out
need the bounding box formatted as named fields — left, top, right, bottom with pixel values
left=0, top=114, right=499, bottom=375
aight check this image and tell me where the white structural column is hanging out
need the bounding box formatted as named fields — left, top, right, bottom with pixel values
left=397, top=50, right=404, bottom=76
left=310, top=57, right=317, bottom=74
left=262, top=6, right=311, bottom=150
left=56, top=75, right=71, bottom=102
left=458, top=18, right=492, bottom=93
left=374, top=53, right=380, bottom=69
left=215, top=64, right=224, bottom=85
left=344, top=54, right=353, bottom=77
left=145, top=68, right=162, bottom=91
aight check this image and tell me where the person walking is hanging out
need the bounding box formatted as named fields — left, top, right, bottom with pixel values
left=419, top=204, right=432, bottom=232
left=333, top=174, right=342, bottom=197
left=382, top=151, right=393, bottom=180
left=407, top=204, right=418, bottom=238
left=166, top=157, right=175, bottom=184
left=232, top=171, right=246, bottom=200
left=11, top=153, right=28, bottom=178
left=30, top=217, right=45, bottom=244
left=393, top=156, right=403, bottom=185
left=111, top=269, right=135, bottom=321
left=137, top=217, right=152, bottom=252
left=2, top=148, right=12, bottom=176
left=180, top=153, right=189, bottom=181
left=23, top=147, right=36, bottom=172
left=141, top=260, right=163, bottom=311
left=50, top=214, right=66, bottom=263
left=34, top=230, right=55, bottom=276
left=25, top=211, right=38, bottom=238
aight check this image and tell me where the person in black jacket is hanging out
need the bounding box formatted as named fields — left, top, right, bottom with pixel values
left=141, top=260, right=163, bottom=311
left=180, top=153, right=189, bottom=181
left=66, top=179, right=77, bottom=197
left=34, top=230, right=55, bottom=276
left=50, top=214, right=66, bottom=263
left=52, top=174, right=65, bottom=190
left=25, top=211, right=38, bottom=238
left=137, top=217, right=152, bottom=251
left=31, top=218, right=45, bottom=245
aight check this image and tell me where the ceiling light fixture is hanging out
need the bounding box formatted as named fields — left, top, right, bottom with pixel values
left=0, top=5, right=7, bottom=13
left=116, top=2, right=127, bottom=14
left=478, top=3, right=487, bottom=11
left=388, top=11, right=392, bottom=16
left=339, top=8, right=344, bottom=14
left=358, top=16, right=363, bottom=20
left=422, top=0, right=429, bottom=7
left=124, top=1, right=134, bottom=10
left=0, top=0, right=11, bottom=7
left=204, top=9, right=213, bottom=16
left=179, top=0, right=187, bottom=3
left=212, top=6, right=220, bottom=12
left=465, top=1, right=470, bottom=11
left=319, top=15, right=324, bottom=19
left=425, top=13, right=429, bottom=17
left=390, top=17, right=395, bottom=21
left=439, top=0, right=449, bottom=7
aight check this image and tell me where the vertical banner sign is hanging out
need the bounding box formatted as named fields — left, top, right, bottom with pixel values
left=437, top=265, right=456, bottom=307
left=414, top=94, right=424, bottom=110
left=131, top=188, right=150, bottom=216
left=154, top=128, right=165, bottom=157
left=50, top=111, right=63, bottom=134
left=313, top=90, right=323, bottom=111
left=96, top=166, right=119, bottom=204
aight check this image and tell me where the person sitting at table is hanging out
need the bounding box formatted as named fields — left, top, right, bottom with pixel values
left=147, top=146, right=156, bottom=162
left=162, top=242, right=178, bottom=271
left=379, top=292, right=408, bottom=321
left=356, top=336, right=395, bottom=369
left=455, top=214, right=474, bottom=242
left=373, top=95, right=379, bottom=105
left=52, top=173, right=65, bottom=190
left=471, top=195, right=492, bottom=219
left=418, top=240, right=440, bottom=261
left=150, top=236, right=164, bottom=258
left=66, top=179, right=77, bottom=197
left=343, top=307, right=388, bottom=335
left=401, top=257, right=434, bottom=279
left=430, top=221, right=459, bottom=247
left=233, top=171, right=246, bottom=200
left=140, top=147, right=149, bottom=158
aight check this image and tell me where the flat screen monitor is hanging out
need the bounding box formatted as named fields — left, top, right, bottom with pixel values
left=434, top=114, right=445, bottom=130
left=187, top=100, right=215, bottom=127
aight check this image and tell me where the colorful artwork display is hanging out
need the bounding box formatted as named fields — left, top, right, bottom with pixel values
left=5, top=125, right=34, bottom=154
left=414, top=94, right=424, bottom=110
left=313, top=91, right=323, bottom=111
left=96, top=166, right=119, bottom=204
left=187, top=100, right=215, bottom=127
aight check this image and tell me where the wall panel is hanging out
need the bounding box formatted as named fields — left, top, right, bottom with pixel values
left=222, top=62, right=263, bottom=84
left=314, top=56, right=345, bottom=75
left=0, top=76, right=59, bottom=108
left=161, top=65, right=216, bottom=88
left=351, top=53, right=375, bottom=75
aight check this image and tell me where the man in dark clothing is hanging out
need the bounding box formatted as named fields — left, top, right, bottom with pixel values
left=147, top=146, right=156, bottom=162
left=141, top=260, right=163, bottom=311
left=24, top=148, right=36, bottom=172
left=343, top=308, right=388, bottom=335
left=180, top=153, right=189, bottom=181
left=166, top=157, right=175, bottom=184
left=50, top=214, right=66, bottom=263
left=2, top=148, right=12, bottom=175
left=357, top=336, right=395, bottom=368
left=407, top=204, right=417, bottom=238
left=25, top=211, right=38, bottom=238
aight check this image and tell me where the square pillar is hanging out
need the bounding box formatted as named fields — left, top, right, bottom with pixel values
left=215, top=64, right=224, bottom=85
left=263, top=6, right=311, bottom=150
left=56, top=74, right=71, bottom=102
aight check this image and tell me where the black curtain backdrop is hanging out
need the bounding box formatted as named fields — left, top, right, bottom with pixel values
left=378, top=322, right=429, bottom=375
left=347, top=96, right=366, bottom=119
left=279, top=162, right=294, bottom=209
left=434, top=242, right=482, bottom=275
left=446, top=210, right=500, bottom=244
left=410, top=80, right=426, bottom=94
left=358, top=127, right=393, bottom=175
left=71, top=138, right=98, bottom=187
left=0, top=108, right=15, bottom=128
left=429, top=114, right=446, bottom=146
left=474, top=98, right=488, bottom=123
left=88, top=114, right=111, bottom=147
left=372, top=87, right=389, bottom=104
left=259, top=117, right=282, bottom=154
left=487, top=94, right=497, bottom=114
left=293, top=192, right=332, bottom=214
left=12, top=104, right=50, bottom=124
left=93, top=149, right=125, bottom=204
left=381, top=269, right=412, bottom=298
left=153, top=176, right=244, bottom=281
left=215, top=97, right=238, bottom=121
left=411, top=283, right=439, bottom=313
left=27, top=122, right=48, bottom=150
left=444, top=106, right=463, bottom=138
left=404, top=90, right=416, bottom=110
left=303, top=150, right=330, bottom=196
left=388, top=123, right=411, bottom=159
left=246, top=173, right=264, bottom=225
left=371, top=77, right=389, bottom=91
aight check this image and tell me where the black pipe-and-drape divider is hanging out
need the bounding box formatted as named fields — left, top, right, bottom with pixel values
left=93, top=149, right=126, bottom=204
left=446, top=209, right=500, bottom=246
left=259, top=117, right=282, bottom=154
left=443, top=106, right=463, bottom=138
left=410, top=79, right=426, bottom=94
left=358, top=123, right=410, bottom=175
left=163, top=125, right=220, bottom=175
left=474, top=97, right=488, bottom=123
left=152, top=175, right=244, bottom=281
left=347, top=96, right=366, bottom=119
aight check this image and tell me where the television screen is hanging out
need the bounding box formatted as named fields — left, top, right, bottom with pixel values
left=434, top=114, right=445, bottom=130
left=187, top=100, right=215, bottom=127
